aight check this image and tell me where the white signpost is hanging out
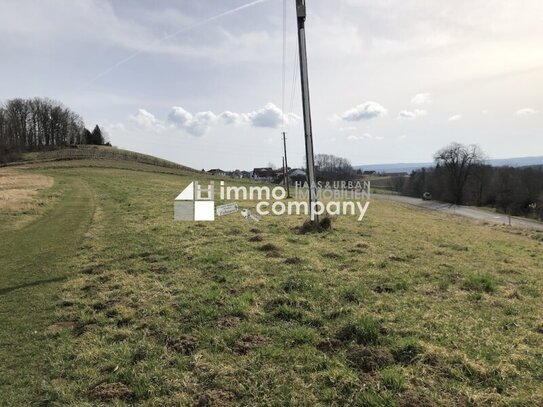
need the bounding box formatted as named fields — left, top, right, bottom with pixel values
left=216, top=202, right=239, bottom=217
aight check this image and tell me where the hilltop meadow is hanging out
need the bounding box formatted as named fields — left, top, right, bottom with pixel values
left=1, top=151, right=542, bottom=406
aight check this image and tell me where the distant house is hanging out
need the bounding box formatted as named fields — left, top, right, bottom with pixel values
left=274, top=168, right=285, bottom=178
left=274, top=167, right=292, bottom=179
left=208, top=169, right=226, bottom=177
left=289, top=168, right=307, bottom=183
left=363, top=170, right=376, bottom=175
left=230, top=170, right=243, bottom=179
left=241, top=171, right=252, bottom=179
left=252, top=167, right=276, bottom=181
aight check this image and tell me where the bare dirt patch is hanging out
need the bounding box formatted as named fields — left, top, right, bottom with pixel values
left=233, top=333, right=271, bottom=354
left=347, top=346, right=394, bottom=372
left=316, top=338, right=342, bottom=353
left=166, top=335, right=198, bottom=355
left=217, top=316, right=241, bottom=329
left=398, top=389, right=437, bottom=407
left=89, top=382, right=133, bottom=401
left=285, top=256, right=302, bottom=265
left=193, top=389, right=236, bottom=407
left=259, top=243, right=279, bottom=252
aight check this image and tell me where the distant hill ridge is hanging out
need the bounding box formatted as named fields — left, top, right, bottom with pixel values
left=355, top=156, right=543, bottom=173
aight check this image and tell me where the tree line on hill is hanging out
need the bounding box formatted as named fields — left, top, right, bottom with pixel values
left=0, top=97, right=108, bottom=163
left=390, top=143, right=543, bottom=220
left=314, top=154, right=355, bottom=181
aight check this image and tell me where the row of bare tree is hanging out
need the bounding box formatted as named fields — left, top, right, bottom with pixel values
left=0, top=98, right=105, bottom=159
left=394, top=143, right=543, bottom=219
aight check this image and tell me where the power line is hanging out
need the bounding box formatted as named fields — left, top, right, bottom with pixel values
left=281, top=0, right=287, bottom=133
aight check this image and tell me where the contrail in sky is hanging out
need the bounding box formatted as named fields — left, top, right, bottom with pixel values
left=78, top=0, right=271, bottom=90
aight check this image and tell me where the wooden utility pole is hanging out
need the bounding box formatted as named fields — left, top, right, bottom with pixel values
left=296, top=0, right=318, bottom=223
left=282, top=156, right=287, bottom=187
left=282, top=131, right=291, bottom=198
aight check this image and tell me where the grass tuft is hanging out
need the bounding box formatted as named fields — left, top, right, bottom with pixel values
left=337, top=316, right=381, bottom=345
left=380, top=366, right=406, bottom=392
left=463, top=273, right=498, bottom=293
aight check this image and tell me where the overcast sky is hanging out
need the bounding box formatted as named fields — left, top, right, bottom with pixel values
left=1, top=0, right=542, bottom=170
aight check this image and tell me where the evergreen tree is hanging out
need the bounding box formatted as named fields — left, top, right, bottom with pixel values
left=83, top=128, right=93, bottom=144
left=91, top=125, right=103, bottom=145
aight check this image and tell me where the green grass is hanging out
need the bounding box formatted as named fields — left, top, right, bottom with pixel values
left=0, top=174, right=94, bottom=404
left=1, top=158, right=543, bottom=406
left=463, top=273, right=499, bottom=293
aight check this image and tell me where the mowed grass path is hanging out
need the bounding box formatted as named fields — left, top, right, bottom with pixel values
left=1, top=164, right=543, bottom=406
left=0, top=174, right=94, bottom=405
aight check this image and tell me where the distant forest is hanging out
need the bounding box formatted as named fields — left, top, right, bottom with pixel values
left=0, top=97, right=107, bottom=163
left=390, top=143, right=543, bottom=220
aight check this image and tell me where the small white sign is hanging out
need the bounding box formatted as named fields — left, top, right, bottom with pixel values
left=240, top=209, right=261, bottom=222
left=216, top=202, right=239, bottom=217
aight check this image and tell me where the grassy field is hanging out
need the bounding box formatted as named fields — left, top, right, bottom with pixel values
left=1, top=158, right=543, bottom=406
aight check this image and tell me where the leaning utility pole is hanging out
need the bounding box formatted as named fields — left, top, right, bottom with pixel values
left=296, top=0, right=318, bottom=223
left=282, top=131, right=291, bottom=198
left=282, top=156, right=287, bottom=186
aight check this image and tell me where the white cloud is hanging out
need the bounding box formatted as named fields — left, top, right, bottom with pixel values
left=131, top=109, right=165, bottom=132
left=219, top=111, right=244, bottom=125
left=168, top=107, right=218, bottom=137
left=398, top=109, right=427, bottom=119
left=515, top=108, right=538, bottom=116
left=130, top=103, right=298, bottom=137
left=448, top=114, right=462, bottom=121
left=245, top=103, right=300, bottom=128
left=340, top=101, right=387, bottom=122
left=411, top=93, right=431, bottom=105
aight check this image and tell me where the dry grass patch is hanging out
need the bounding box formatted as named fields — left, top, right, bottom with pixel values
left=0, top=169, right=53, bottom=211
left=0, top=169, right=55, bottom=229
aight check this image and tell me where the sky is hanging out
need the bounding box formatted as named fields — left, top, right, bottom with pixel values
left=1, top=0, right=542, bottom=170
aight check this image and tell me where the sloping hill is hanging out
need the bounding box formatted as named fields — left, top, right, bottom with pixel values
left=2, top=145, right=196, bottom=173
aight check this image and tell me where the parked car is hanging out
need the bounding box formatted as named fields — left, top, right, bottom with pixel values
left=422, top=192, right=432, bottom=201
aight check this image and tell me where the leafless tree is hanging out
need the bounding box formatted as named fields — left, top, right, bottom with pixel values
left=314, top=154, right=354, bottom=181
left=434, top=142, right=485, bottom=204
left=0, top=97, right=89, bottom=153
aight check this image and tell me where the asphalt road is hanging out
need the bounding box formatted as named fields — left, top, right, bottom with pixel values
left=374, top=194, right=543, bottom=232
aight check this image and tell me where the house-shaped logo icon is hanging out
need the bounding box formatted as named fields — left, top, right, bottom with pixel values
left=174, top=181, right=215, bottom=221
